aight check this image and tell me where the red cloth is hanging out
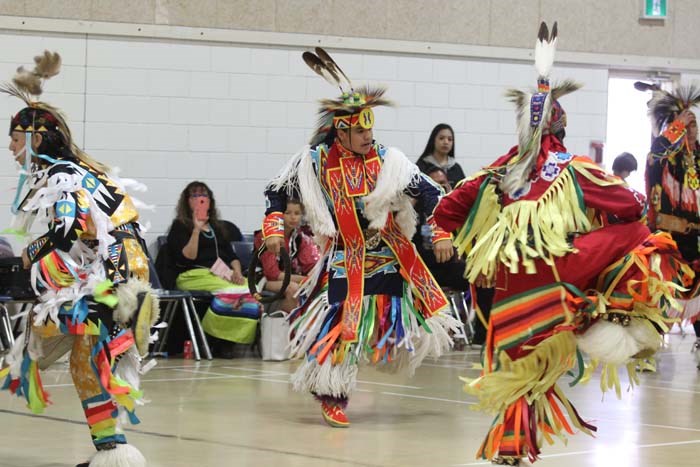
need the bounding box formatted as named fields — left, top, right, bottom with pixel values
left=434, top=135, right=645, bottom=233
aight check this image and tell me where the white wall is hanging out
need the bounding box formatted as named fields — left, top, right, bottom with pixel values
left=0, top=30, right=608, bottom=254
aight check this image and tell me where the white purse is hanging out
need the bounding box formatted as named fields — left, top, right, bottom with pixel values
left=260, top=310, right=290, bottom=361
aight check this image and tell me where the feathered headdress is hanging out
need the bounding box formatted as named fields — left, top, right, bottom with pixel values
left=1, top=50, right=73, bottom=139
left=500, top=22, right=582, bottom=195
left=303, top=47, right=391, bottom=147
left=2, top=50, right=109, bottom=174
left=648, top=85, right=700, bottom=135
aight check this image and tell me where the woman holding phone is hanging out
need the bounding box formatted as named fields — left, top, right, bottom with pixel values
left=167, top=181, right=259, bottom=353
left=168, top=182, right=244, bottom=284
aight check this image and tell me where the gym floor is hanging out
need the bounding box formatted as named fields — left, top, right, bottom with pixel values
left=1, top=329, right=699, bottom=467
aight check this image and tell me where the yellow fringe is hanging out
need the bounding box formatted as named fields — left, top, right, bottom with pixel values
left=583, top=358, right=646, bottom=399
left=455, top=162, right=601, bottom=283
left=462, top=330, right=578, bottom=413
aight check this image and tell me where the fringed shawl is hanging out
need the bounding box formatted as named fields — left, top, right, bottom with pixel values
left=455, top=156, right=624, bottom=282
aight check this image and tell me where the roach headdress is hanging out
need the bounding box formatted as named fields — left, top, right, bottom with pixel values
left=500, top=22, right=582, bottom=195
left=648, top=85, right=700, bottom=135
left=303, top=47, right=392, bottom=146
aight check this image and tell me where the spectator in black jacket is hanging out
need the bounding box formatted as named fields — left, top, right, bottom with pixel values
left=416, top=123, right=465, bottom=188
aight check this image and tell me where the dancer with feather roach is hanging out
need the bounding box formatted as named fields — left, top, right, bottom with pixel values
left=645, top=85, right=700, bottom=368
left=263, top=48, right=460, bottom=428
left=0, top=51, right=158, bottom=467
left=433, top=23, right=692, bottom=465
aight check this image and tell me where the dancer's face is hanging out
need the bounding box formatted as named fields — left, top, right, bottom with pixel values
left=8, top=131, right=42, bottom=166
left=337, top=127, right=374, bottom=155
left=9, top=131, right=27, bottom=165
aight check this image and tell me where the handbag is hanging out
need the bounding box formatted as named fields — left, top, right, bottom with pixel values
left=260, top=310, right=290, bottom=361
left=210, top=257, right=234, bottom=282
left=208, top=229, right=234, bottom=282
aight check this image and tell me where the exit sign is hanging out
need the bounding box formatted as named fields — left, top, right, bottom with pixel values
left=643, top=0, right=667, bottom=19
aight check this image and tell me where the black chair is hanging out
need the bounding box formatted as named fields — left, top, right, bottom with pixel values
left=232, top=240, right=255, bottom=273
left=148, top=260, right=213, bottom=360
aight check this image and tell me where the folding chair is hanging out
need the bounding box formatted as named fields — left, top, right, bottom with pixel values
left=0, top=297, right=14, bottom=354
left=232, top=240, right=255, bottom=273
left=443, top=288, right=475, bottom=346
left=149, top=261, right=212, bottom=360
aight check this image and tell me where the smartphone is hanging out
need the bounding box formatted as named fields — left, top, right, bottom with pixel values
left=194, top=197, right=209, bottom=222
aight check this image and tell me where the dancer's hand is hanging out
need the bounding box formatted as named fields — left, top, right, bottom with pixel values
left=285, top=281, right=300, bottom=299
left=434, top=239, right=454, bottom=263
left=265, top=236, right=283, bottom=255
left=678, top=109, right=696, bottom=126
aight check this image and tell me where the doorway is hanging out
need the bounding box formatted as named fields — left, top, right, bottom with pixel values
left=604, top=74, right=675, bottom=192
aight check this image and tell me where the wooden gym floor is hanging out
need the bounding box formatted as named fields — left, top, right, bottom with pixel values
left=1, top=328, right=699, bottom=467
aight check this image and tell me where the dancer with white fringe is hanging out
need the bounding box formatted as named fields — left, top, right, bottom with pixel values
left=0, top=51, right=158, bottom=467
left=433, top=22, right=693, bottom=465
left=262, top=48, right=460, bottom=428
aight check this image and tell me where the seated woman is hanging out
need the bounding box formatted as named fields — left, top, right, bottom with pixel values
left=416, top=123, right=466, bottom=189
left=167, top=181, right=259, bottom=350
left=253, top=199, right=319, bottom=312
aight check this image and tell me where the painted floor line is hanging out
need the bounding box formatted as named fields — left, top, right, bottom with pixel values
left=381, top=391, right=475, bottom=405
left=452, top=438, right=700, bottom=465
left=0, top=408, right=382, bottom=467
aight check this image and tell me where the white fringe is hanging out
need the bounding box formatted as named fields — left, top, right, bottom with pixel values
left=297, top=147, right=337, bottom=237
left=269, top=147, right=305, bottom=194
left=363, top=147, right=420, bottom=237
left=108, top=169, right=154, bottom=212
left=291, top=358, right=358, bottom=398
left=113, top=279, right=157, bottom=325
left=4, top=329, right=46, bottom=376
left=408, top=311, right=460, bottom=376
left=674, top=295, right=700, bottom=321
left=115, top=346, right=150, bottom=424
left=577, top=319, right=662, bottom=366
left=288, top=292, right=330, bottom=359
left=88, top=443, right=146, bottom=467
left=31, top=252, right=107, bottom=327
left=21, top=162, right=117, bottom=259
left=376, top=346, right=410, bottom=375
left=274, top=145, right=422, bottom=242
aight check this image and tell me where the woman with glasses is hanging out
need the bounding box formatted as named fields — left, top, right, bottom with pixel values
left=166, top=181, right=259, bottom=356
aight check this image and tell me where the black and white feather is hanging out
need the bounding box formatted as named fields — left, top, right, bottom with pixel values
left=535, top=21, right=557, bottom=80
left=314, top=48, right=353, bottom=92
